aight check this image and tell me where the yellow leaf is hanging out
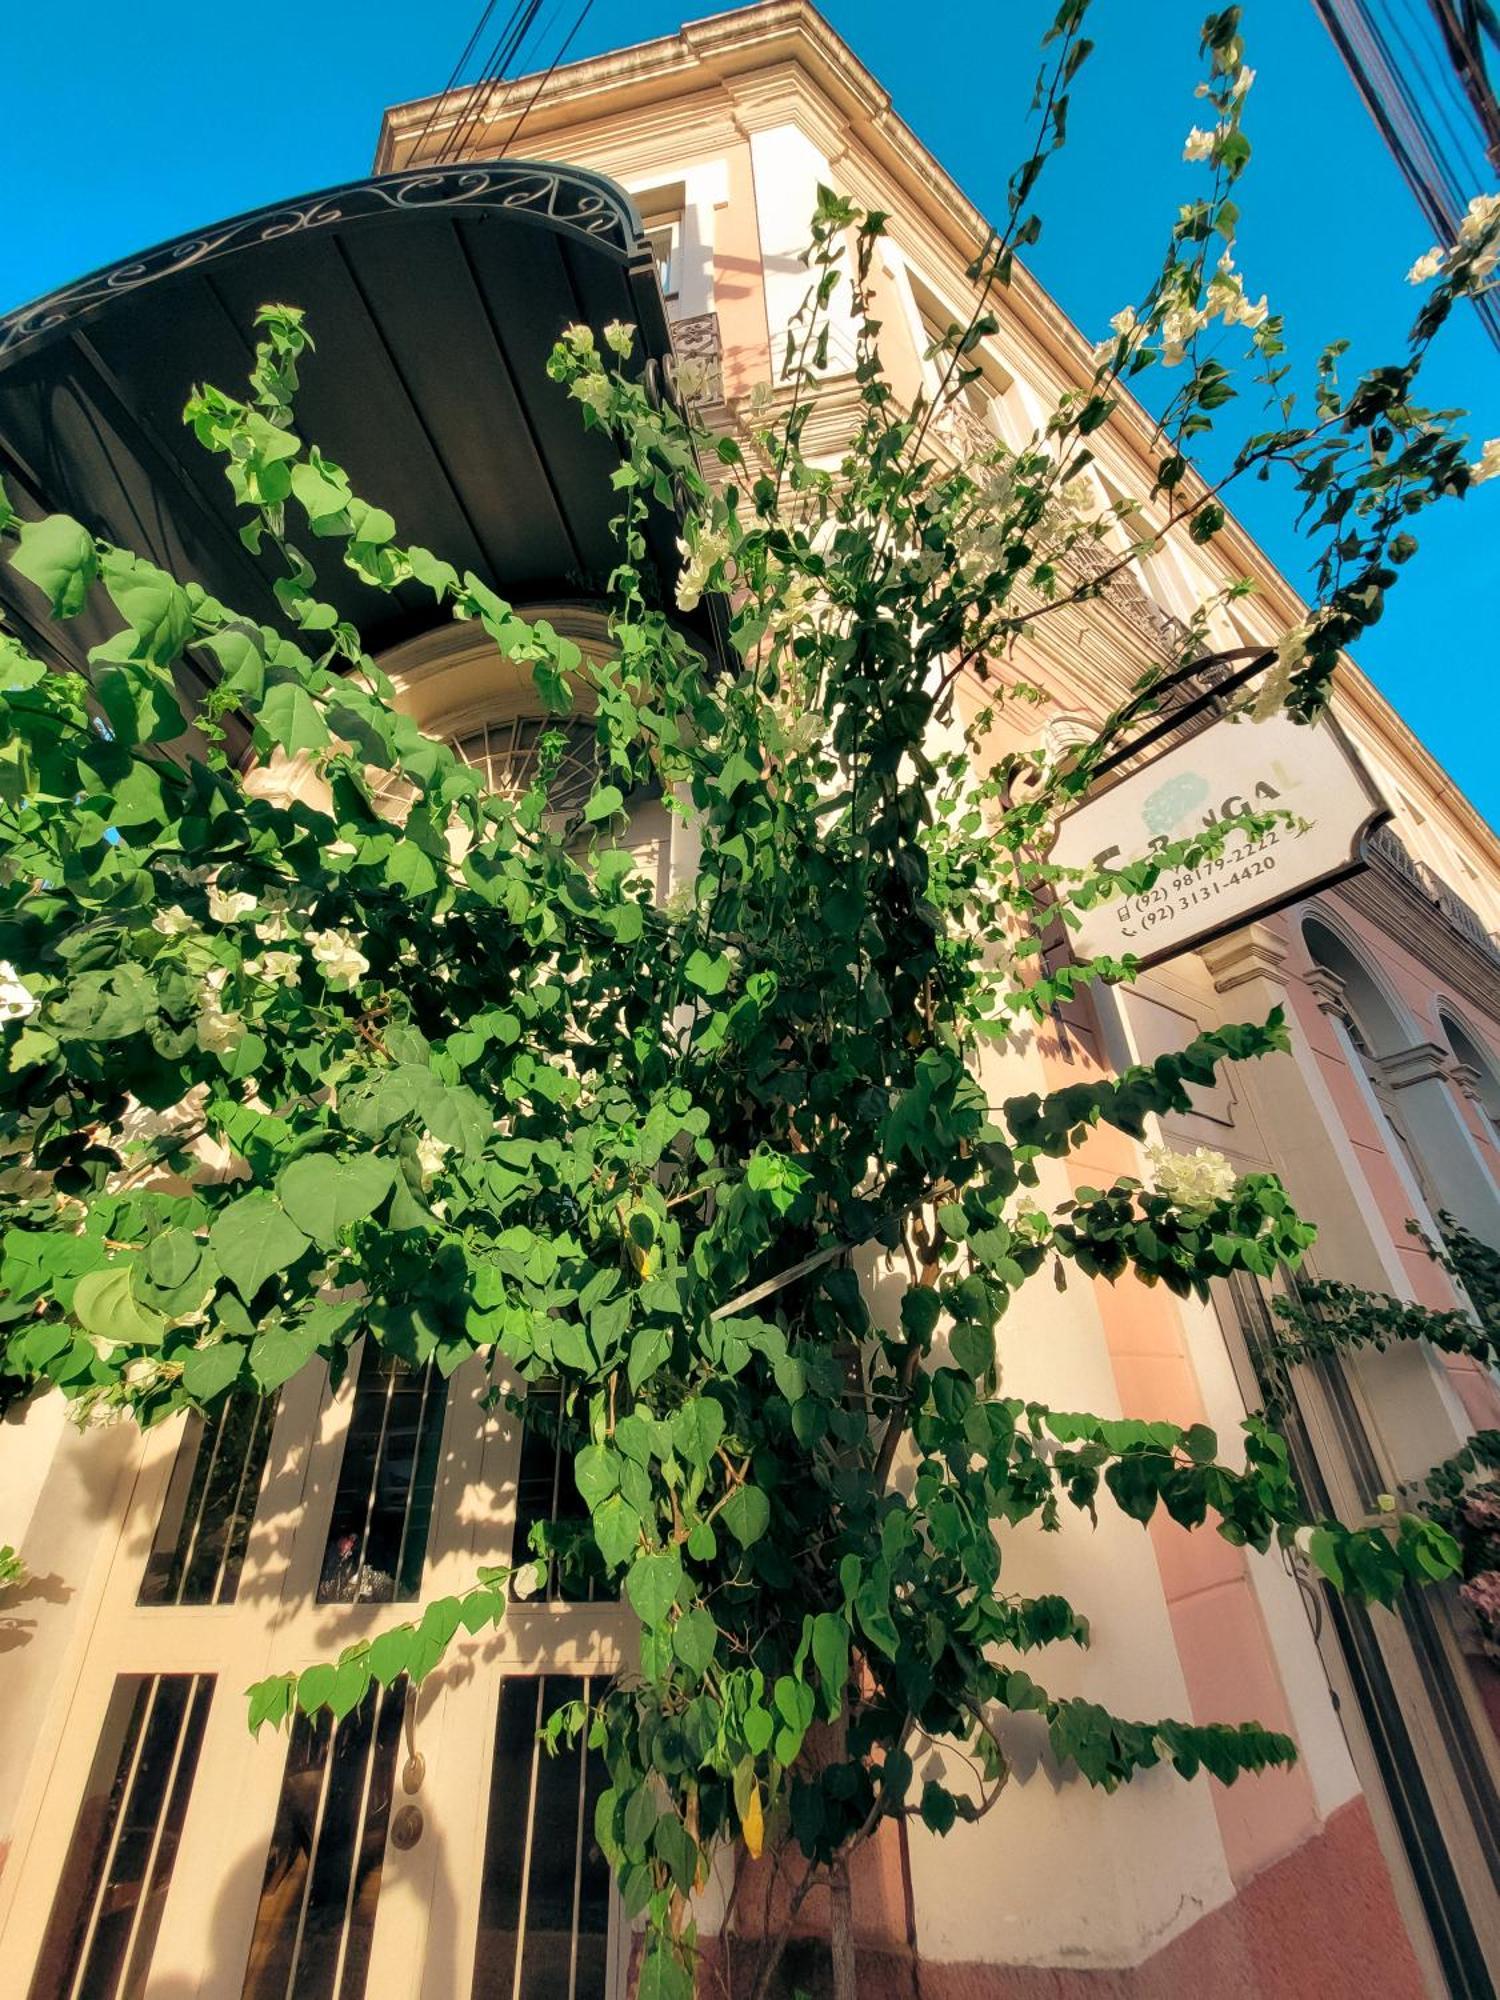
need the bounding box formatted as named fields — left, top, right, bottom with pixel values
left=743, top=1781, right=764, bottom=1859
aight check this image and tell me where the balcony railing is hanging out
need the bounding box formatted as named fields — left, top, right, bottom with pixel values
left=1366, top=824, right=1500, bottom=968
left=668, top=310, right=723, bottom=404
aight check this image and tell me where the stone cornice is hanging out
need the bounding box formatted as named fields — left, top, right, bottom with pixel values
left=1377, top=1042, right=1458, bottom=1091
left=1199, top=924, right=1290, bottom=995
left=1302, top=965, right=1353, bottom=1023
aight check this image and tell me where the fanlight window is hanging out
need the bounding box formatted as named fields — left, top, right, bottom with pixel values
left=371, top=714, right=598, bottom=823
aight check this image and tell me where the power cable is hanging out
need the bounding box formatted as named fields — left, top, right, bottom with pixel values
left=496, top=0, right=600, bottom=161
left=407, top=0, right=508, bottom=167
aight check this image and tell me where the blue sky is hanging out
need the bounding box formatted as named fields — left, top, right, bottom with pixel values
left=4, top=0, right=1496, bottom=822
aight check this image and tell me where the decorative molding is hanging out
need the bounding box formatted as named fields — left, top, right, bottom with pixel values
left=1376, top=1042, right=1460, bottom=1092
left=1198, top=924, right=1290, bottom=995
left=1451, top=1063, right=1487, bottom=1108
left=1340, top=828, right=1500, bottom=1023
left=1302, top=965, right=1353, bottom=1023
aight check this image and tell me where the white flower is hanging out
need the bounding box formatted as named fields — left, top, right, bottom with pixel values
left=674, top=356, right=712, bottom=401
left=123, top=1358, right=162, bottom=1389
left=560, top=323, right=596, bottom=355
left=511, top=1559, right=546, bottom=1601
left=1146, top=1142, right=1239, bottom=1208
left=0, top=961, right=38, bottom=1023
left=1230, top=65, right=1255, bottom=99
left=1457, top=191, right=1500, bottom=245
left=306, top=927, right=370, bottom=990
left=569, top=374, right=613, bottom=420
left=415, top=1132, right=450, bottom=1185
left=194, top=977, right=246, bottom=1055
left=1406, top=247, right=1444, bottom=285
left=206, top=886, right=257, bottom=924
left=245, top=950, right=300, bottom=987
left=1158, top=304, right=1207, bottom=366
left=1473, top=438, right=1500, bottom=484
left=674, top=525, right=732, bottom=613
left=603, top=320, right=636, bottom=357
left=254, top=910, right=296, bottom=943
left=1182, top=126, right=1219, bottom=162
left=1472, top=244, right=1500, bottom=283
left=152, top=905, right=194, bottom=936
left=1110, top=305, right=1139, bottom=338
left=89, top=1335, right=120, bottom=1361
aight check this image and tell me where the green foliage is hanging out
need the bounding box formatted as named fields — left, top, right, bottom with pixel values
left=1, top=3, right=1492, bottom=1986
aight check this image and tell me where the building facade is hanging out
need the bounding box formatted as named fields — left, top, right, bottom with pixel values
left=1, top=4, right=1499, bottom=1996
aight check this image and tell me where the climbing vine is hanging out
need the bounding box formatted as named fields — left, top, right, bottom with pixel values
left=0, top=5, right=1495, bottom=1994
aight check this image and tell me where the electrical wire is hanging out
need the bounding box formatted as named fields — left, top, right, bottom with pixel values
left=407, top=0, right=508, bottom=167
left=1312, top=0, right=1500, bottom=351
left=496, top=0, right=600, bottom=161
left=438, top=0, right=548, bottom=164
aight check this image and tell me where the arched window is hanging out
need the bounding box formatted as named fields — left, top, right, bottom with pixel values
left=1302, top=915, right=1438, bottom=1210
left=1439, top=1009, right=1500, bottom=1146
left=376, top=612, right=673, bottom=901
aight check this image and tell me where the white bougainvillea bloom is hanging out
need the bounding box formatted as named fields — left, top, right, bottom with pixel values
left=560, top=322, right=595, bottom=355
left=603, top=320, right=636, bottom=357
left=1458, top=191, right=1500, bottom=245
left=569, top=373, right=613, bottom=419
left=0, top=961, right=38, bottom=1022
left=151, top=905, right=195, bottom=936
left=206, top=885, right=257, bottom=923
left=673, top=356, right=713, bottom=401
left=1145, top=1141, right=1240, bottom=1208
left=511, top=1560, right=546, bottom=1601
left=254, top=909, right=296, bottom=943
left=675, top=525, right=732, bottom=612
left=415, top=1132, right=450, bottom=1184
left=306, top=927, right=370, bottom=989
left=1158, top=303, right=1207, bottom=366
left=245, top=950, right=300, bottom=986
left=1473, top=438, right=1500, bottom=484
left=1230, top=65, right=1255, bottom=98
left=1406, top=247, right=1445, bottom=285
left=194, top=970, right=246, bottom=1054
left=1181, top=126, right=1218, bottom=162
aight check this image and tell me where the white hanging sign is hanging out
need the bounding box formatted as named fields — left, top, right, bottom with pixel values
left=1050, top=708, right=1389, bottom=968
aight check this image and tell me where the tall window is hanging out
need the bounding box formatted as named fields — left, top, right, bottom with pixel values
left=241, top=1681, right=407, bottom=2000
left=317, top=1348, right=448, bottom=1605
left=139, top=1392, right=277, bottom=1607
left=471, top=1675, right=614, bottom=2000
left=29, top=1673, right=215, bottom=2000
left=511, top=1383, right=615, bottom=1604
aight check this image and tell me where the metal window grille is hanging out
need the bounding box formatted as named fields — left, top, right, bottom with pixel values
left=371, top=715, right=597, bottom=824
left=240, top=1681, right=406, bottom=2000
left=139, top=1393, right=277, bottom=1606
left=29, top=1672, right=214, bottom=2000
left=317, top=1349, right=448, bottom=1605
left=471, top=1675, right=614, bottom=2000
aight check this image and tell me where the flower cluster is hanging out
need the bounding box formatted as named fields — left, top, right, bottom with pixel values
left=674, top=523, right=734, bottom=613
left=1406, top=191, right=1500, bottom=290
left=306, top=927, right=369, bottom=990
left=194, top=967, right=246, bottom=1055
left=1145, top=1142, right=1240, bottom=1209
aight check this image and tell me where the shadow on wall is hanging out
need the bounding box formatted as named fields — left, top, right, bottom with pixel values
left=0, top=1566, right=72, bottom=1655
